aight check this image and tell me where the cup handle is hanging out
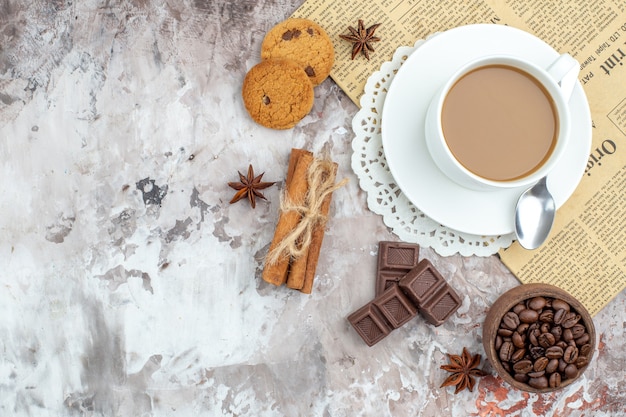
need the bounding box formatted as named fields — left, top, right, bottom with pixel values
left=546, top=53, right=580, bottom=101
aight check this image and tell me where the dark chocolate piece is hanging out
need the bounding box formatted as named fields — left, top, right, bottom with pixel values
left=378, top=241, right=420, bottom=270
left=373, top=285, right=418, bottom=329
left=419, top=285, right=462, bottom=326
left=377, top=270, right=407, bottom=295
left=398, top=259, right=446, bottom=307
left=348, top=303, right=392, bottom=347
left=376, top=241, right=420, bottom=295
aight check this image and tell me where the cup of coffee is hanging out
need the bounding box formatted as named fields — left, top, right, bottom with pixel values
left=424, top=54, right=579, bottom=191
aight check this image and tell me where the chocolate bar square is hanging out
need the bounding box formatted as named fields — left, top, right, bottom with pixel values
left=376, top=241, right=420, bottom=296
left=348, top=303, right=392, bottom=347
left=373, top=285, right=417, bottom=329
left=376, top=270, right=407, bottom=296
left=378, top=241, right=420, bottom=271
left=419, top=285, right=461, bottom=326
left=399, top=259, right=446, bottom=307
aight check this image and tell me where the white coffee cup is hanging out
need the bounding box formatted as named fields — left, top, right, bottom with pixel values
left=424, top=53, right=579, bottom=191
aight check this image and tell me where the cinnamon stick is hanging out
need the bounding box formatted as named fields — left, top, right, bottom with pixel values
left=287, top=161, right=337, bottom=290
left=262, top=149, right=313, bottom=286
left=286, top=148, right=311, bottom=188
left=286, top=243, right=309, bottom=289
left=298, top=162, right=337, bottom=294
left=284, top=155, right=318, bottom=290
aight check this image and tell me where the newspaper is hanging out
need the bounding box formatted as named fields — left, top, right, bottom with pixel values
left=292, top=0, right=626, bottom=316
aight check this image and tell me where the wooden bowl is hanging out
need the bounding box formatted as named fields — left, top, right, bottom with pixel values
left=482, top=283, right=596, bottom=393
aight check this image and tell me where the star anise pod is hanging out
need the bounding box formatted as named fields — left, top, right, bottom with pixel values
left=339, top=19, right=381, bottom=60
left=228, top=164, right=275, bottom=209
left=440, top=347, right=489, bottom=394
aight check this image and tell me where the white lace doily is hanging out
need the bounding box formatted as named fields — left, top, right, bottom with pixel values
left=350, top=39, right=515, bottom=257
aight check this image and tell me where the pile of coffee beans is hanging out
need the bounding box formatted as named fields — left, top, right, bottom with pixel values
left=494, top=296, right=593, bottom=390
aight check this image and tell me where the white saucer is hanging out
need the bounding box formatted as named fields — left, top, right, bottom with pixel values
left=381, top=24, right=592, bottom=236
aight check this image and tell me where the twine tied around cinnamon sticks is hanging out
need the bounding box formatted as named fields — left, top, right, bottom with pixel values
left=266, top=157, right=348, bottom=266
left=262, top=148, right=347, bottom=293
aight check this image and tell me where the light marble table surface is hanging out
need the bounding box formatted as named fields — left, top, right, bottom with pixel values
left=1, top=1, right=626, bottom=416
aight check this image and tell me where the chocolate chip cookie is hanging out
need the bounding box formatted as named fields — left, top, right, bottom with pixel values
left=242, top=59, right=314, bottom=130
left=261, top=18, right=334, bottom=86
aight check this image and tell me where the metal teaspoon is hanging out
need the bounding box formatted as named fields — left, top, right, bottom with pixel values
left=514, top=176, right=556, bottom=250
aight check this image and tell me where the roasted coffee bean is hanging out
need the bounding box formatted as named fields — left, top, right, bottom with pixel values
left=512, top=332, right=525, bottom=348
left=512, top=303, right=526, bottom=314
left=550, top=325, right=563, bottom=341
left=502, top=361, right=511, bottom=373
left=575, top=333, right=590, bottom=346
left=558, top=359, right=568, bottom=373
left=528, top=376, right=549, bottom=389
left=513, top=359, right=533, bottom=374
left=571, top=324, right=586, bottom=339
left=553, top=308, right=567, bottom=325
left=551, top=299, right=570, bottom=312
left=519, top=309, right=539, bottom=323
left=556, top=341, right=568, bottom=350
left=549, top=372, right=562, bottom=388
left=514, top=373, right=529, bottom=383
left=562, top=328, right=574, bottom=342
left=517, top=323, right=530, bottom=334
left=511, top=348, right=526, bottom=363
left=546, top=358, right=559, bottom=374
left=498, top=328, right=514, bottom=337
left=528, top=370, right=546, bottom=378
left=528, top=296, right=547, bottom=310
left=575, top=356, right=589, bottom=368
left=529, top=346, right=545, bottom=360
left=528, top=329, right=540, bottom=346
left=495, top=335, right=503, bottom=351
left=579, top=343, right=592, bottom=357
left=545, top=346, right=564, bottom=359
left=562, top=312, right=581, bottom=328
left=539, top=309, right=554, bottom=323
left=533, top=356, right=549, bottom=372
left=499, top=341, right=514, bottom=362
left=564, top=364, right=578, bottom=379
left=502, top=312, right=521, bottom=330
left=540, top=322, right=551, bottom=334
left=563, top=346, right=579, bottom=364
left=538, top=332, right=556, bottom=348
